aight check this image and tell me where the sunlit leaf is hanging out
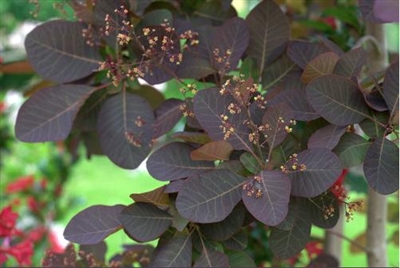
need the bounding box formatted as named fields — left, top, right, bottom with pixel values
left=97, top=91, right=154, bottom=169
left=176, top=169, right=245, bottom=223
left=151, top=232, right=192, bottom=267
left=16, top=85, right=95, bottom=142
left=363, top=138, right=399, bottom=194
left=242, top=171, right=291, bottom=226
left=190, top=141, right=233, bottom=161
left=130, top=186, right=170, bottom=209
left=289, top=148, right=342, bottom=197
left=307, top=125, right=346, bottom=150
left=25, top=20, right=100, bottom=83
left=119, top=203, right=172, bottom=242
left=147, top=142, right=214, bottom=181
left=64, top=205, right=125, bottom=244
left=172, top=132, right=212, bottom=145
left=306, top=75, right=370, bottom=126
left=245, top=0, right=290, bottom=74
left=333, top=133, right=370, bottom=168
left=301, top=52, right=339, bottom=83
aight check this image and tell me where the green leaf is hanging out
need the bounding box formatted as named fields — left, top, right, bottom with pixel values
left=359, top=111, right=390, bottom=138
left=16, top=85, right=95, bottom=142
left=245, top=0, right=290, bottom=74
left=363, top=138, right=399, bottom=194
left=333, top=133, right=370, bottom=168
left=240, top=152, right=262, bottom=174
left=119, top=203, right=172, bottom=242
left=306, top=75, right=370, bottom=126
left=176, top=169, right=245, bottom=223
left=222, top=229, right=248, bottom=251
left=289, top=148, right=342, bottom=197
left=227, top=250, right=256, bottom=267
left=147, top=142, right=214, bottom=181
left=25, top=20, right=100, bottom=83
left=242, top=171, right=291, bottom=226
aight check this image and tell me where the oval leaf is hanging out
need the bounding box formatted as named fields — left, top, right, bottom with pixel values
left=147, top=142, right=214, bottom=181
left=242, top=171, right=291, bottom=226
left=333, top=133, right=370, bottom=168
left=64, top=205, right=125, bottom=245
left=306, top=75, right=370, bottom=126
left=383, top=61, right=399, bottom=117
left=246, top=0, right=290, bottom=73
left=25, top=20, right=100, bottom=83
left=333, top=47, right=366, bottom=79
left=194, top=87, right=251, bottom=151
left=98, top=91, right=154, bottom=169
left=307, top=125, right=346, bottom=150
left=363, top=138, right=399, bottom=194
left=119, top=203, right=172, bottom=242
left=194, top=248, right=229, bottom=268
left=129, top=186, right=170, bottom=208
left=151, top=232, right=192, bottom=267
left=16, top=85, right=94, bottom=142
left=301, top=52, right=339, bottom=83
left=153, top=99, right=183, bottom=138
left=190, top=141, right=234, bottom=161
left=176, top=169, right=245, bottom=223
left=289, top=148, right=343, bottom=197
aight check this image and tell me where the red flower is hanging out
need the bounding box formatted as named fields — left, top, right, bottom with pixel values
left=0, top=239, right=34, bottom=266
left=305, top=241, right=323, bottom=259
left=48, top=230, right=65, bottom=254
left=0, top=206, right=19, bottom=237
left=27, top=196, right=43, bottom=212
left=27, top=226, right=46, bottom=243
left=6, top=175, right=35, bottom=194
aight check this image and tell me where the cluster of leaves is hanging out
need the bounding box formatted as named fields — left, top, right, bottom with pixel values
left=14, top=0, right=398, bottom=266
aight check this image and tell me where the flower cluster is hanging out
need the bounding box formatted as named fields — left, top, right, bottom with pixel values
left=280, top=153, right=307, bottom=174
left=243, top=175, right=263, bottom=198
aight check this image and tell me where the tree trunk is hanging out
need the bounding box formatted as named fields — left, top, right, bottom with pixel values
left=365, top=21, right=389, bottom=268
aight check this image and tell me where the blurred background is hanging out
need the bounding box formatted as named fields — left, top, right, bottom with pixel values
left=0, top=0, right=398, bottom=267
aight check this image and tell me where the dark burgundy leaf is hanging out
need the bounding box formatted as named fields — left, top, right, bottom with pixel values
left=359, top=111, right=389, bottom=138
left=333, top=47, right=367, bottom=79
left=306, top=192, right=340, bottom=229
left=98, top=91, right=154, bottom=169
left=153, top=98, right=183, bottom=138
left=262, top=103, right=294, bottom=150
left=307, top=125, right=347, bottom=150
left=119, top=203, right=172, bottom=242
left=194, top=87, right=252, bottom=151
left=194, top=248, right=229, bottom=267
left=242, top=171, right=291, bottom=226
left=308, top=253, right=339, bottom=268
left=147, top=142, right=214, bottom=181
left=306, top=75, right=370, bottom=126
left=190, top=141, right=233, bottom=161
left=333, top=133, right=370, bottom=168
left=168, top=201, right=190, bottom=232
left=318, top=36, right=344, bottom=56
left=269, top=203, right=312, bottom=259
left=176, top=169, right=245, bottom=223
left=364, top=87, right=388, bottom=112
left=25, top=20, right=100, bottom=83
left=246, top=0, right=290, bottom=74
left=64, top=205, right=125, bottom=244
left=200, top=204, right=245, bottom=241
left=164, top=179, right=185, bottom=193
left=16, top=85, right=95, bottom=142
left=289, top=148, right=342, bottom=197
left=287, top=40, right=331, bottom=69
left=177, top=55, right=214, bottom=79
left=271, top=88, right=319, bottom=121
left=262, top=54, right=298, bottom=90
left=301, top=52, right=339, bottom=83
left=383, top=61, right=399, bottom=117
left=359, top=0, right=399, bottom=23
left=363, top=138, right=399, bottom=194
left=222, top=229, right=248, bottom=251
left=227, top=250, right=256, bottom=267
left=151, top=232, right=192, bottom=267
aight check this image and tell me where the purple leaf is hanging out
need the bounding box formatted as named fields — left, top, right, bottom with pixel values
left=301, top=52, right=339, bottom=83
left=222, top=229, right=248, bottom=251
left=151, top=232, right=192, bottom=267
left=359, top=0, right=399, bottom=23
left=307, top=125, right=347, bottom=150
left=194, top=248, right=229, bottom=267
left=176, top=169, right=245, bottom=223
left=363, top=138, right=399, bottom=194
left=153, top=99, right=183, bottom=138
left=383, top=61, right=399, bottom=117
left=64, top=205, right=125, bottom=245
left=190, top=141, right=234, bottom=161
left=16, top=85, right=95, bottom=142
left=227, top=251, right=256, bottom=267
left=147, top=142, right=214, bottom=181
left=194, top=87, right=252, bottom=151
left=242, top=171, right=291, bottom=226
left=333, top=47, right=367, bottom=79
left=289, top=148, right=342, bottom=197
left=306, top=75, right=370, bottom=126
left=119, top=203, right=172, bottom=242
left=262, top=54, right=298, bottom=90
left=97, top=91, right=154, bottom=169
left=246, top=0, right=290, bottom=74
left=287, top=40, right=332, bottom=69
left=25, top=20, right=100, bottom=83
left=359, top=111, right=389, bottom=138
